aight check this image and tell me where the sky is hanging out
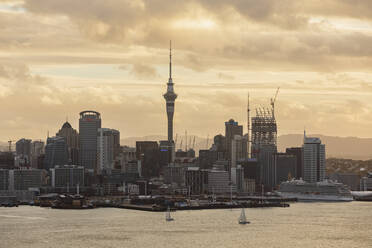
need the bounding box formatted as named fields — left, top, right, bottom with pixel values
left=1, top=0, right=372, bottom=141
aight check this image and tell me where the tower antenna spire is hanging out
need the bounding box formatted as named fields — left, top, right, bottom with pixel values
left=169, top=40, right=172, bottom=79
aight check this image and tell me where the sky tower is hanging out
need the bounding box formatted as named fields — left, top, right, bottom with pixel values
left=163, top=41, right=177, bottom=143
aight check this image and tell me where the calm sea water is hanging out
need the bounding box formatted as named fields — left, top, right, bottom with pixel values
left=0, top=202, right=371, bottom=248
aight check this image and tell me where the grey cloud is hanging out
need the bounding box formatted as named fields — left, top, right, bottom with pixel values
left=129, top=63, right=160, bottom=80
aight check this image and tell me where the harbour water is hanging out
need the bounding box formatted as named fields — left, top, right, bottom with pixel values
left=1, top=202, right=371, bottom=248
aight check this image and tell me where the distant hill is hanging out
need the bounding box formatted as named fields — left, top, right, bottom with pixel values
left=278, top=134, right=372, bottom=160
left=122, top=134, right=372, bottom=160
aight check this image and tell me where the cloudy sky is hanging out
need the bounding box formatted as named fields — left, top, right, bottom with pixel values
left=1, top=0, right=372, bottom=141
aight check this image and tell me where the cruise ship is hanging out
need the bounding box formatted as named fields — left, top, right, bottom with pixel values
left=276, top=179, right=353, bottom=202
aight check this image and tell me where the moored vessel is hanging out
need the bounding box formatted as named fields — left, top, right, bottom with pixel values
left=276, top=179, right=353, bottom=202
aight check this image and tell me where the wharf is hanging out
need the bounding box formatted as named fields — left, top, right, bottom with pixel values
left=118, top=201, right=290, bottom=212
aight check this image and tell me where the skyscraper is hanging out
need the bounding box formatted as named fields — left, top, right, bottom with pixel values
left=303, top=132, right=325, bottom=183
left=15, top=138, right=32, bottom=165
left=79, top=111, right=101, bottom=172
left=30, top=140, right=44, bottom=169
left=225, top=119, right=243, bottom=160
left=56, top=121, right=79, bottom=165
left=163, top=41, right=177, bottom=152
left=44, top=136, right=69, bottom=170
left=97, top=128, right=119, bottom=174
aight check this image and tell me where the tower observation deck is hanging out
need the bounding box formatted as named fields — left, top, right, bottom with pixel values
left=163, top=41, right=177, bottom=143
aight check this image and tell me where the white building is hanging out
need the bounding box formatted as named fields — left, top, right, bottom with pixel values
left=97, top=128, right=119, bottom=174
left=360, top=172, right=372, bottom=191
left=208, top=166, right=236, bottom=194
left=303, top=133, right=325, bottom=183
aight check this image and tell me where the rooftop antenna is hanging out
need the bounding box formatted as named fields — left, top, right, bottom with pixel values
left=169, top=40, right=172, bottom=79
left=247, top=92, right=251, bottom=158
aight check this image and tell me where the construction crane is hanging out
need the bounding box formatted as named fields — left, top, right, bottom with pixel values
left=8, top=140, right=15, bottom=152
left=270, top=87, right=280, bottom=117
left=179, top=138, right=183, bottom=151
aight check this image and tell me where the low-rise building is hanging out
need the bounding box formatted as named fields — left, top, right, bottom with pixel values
left=360, top=172, right=372, bottom=191
left=51, top=165, right=84, bottom=191
left=10, top=169, right=44, bottom=191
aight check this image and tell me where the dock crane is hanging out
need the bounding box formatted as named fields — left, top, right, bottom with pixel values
left=270, top=87, right=280, bottom=118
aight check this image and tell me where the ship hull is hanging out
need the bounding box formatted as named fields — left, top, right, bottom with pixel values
left=276, top=192, right=353, bottom=202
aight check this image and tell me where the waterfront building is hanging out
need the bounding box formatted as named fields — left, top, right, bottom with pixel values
left=56, top=121, right=79, bottom=165
left=79, top=111, right=101, bottom=172
left=329, top=173, right=361, bottom=191
left=43, top=136, right=69, bottom=170
left=303, top=133, right=326, bottom=183
left=9, top=169, right=44, bottom=191
left=207, top=165, right=236, bottom=194
left=360, top=172, right=372, bottom=191
left=0, top=169, right=9, bottom=190
left=50, top=165, right=84, bottom=192
left=185, top=167, right=208, bottom=195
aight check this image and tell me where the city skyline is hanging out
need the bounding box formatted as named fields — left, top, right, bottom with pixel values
left=1, top=1, right=372, bottom=141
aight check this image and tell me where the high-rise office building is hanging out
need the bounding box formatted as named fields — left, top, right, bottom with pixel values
left=163, top=42, right=177, bottom=161
left=303, top=133, right=326, bottom=183
left=231, top=134, right=248, bottom=168
left=213, top=134, right=227, bottom=160
left=97, top=128, right=119, bottom=174
left=286, top=147, right=303, bottom=179
left=56, top=121, right=79, bottom=165
left=225, top=119, right=243, bottom=161
left=273, top=153, right=297, bottom=186
left=30, top=140, right=44, bottom=169
left=44, top=136, right=69, bottom=170
left=79, top=111, right=101, bottom=172
left=0, top=152, right=14, bottom=169
left=15, top=138, right=32, bottom=165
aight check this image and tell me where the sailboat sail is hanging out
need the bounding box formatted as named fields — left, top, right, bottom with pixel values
left=239, top=208, right=249, bottom=224
left=166, top=206, right=174, bottom=221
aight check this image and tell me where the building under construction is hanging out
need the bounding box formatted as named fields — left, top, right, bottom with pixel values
left=251, top=107, right=278, bottom=190
left=251, top=108, right=277, bottom=151
left=250, top=88, right=279, bottom=189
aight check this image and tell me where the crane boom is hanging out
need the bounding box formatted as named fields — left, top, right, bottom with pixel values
left=270, top=87, right=280, bottom=117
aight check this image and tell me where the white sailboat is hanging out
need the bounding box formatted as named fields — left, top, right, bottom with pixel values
left=166, top=206, right=174, bottom=222
left=238, top=208, right=250, bottom=224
